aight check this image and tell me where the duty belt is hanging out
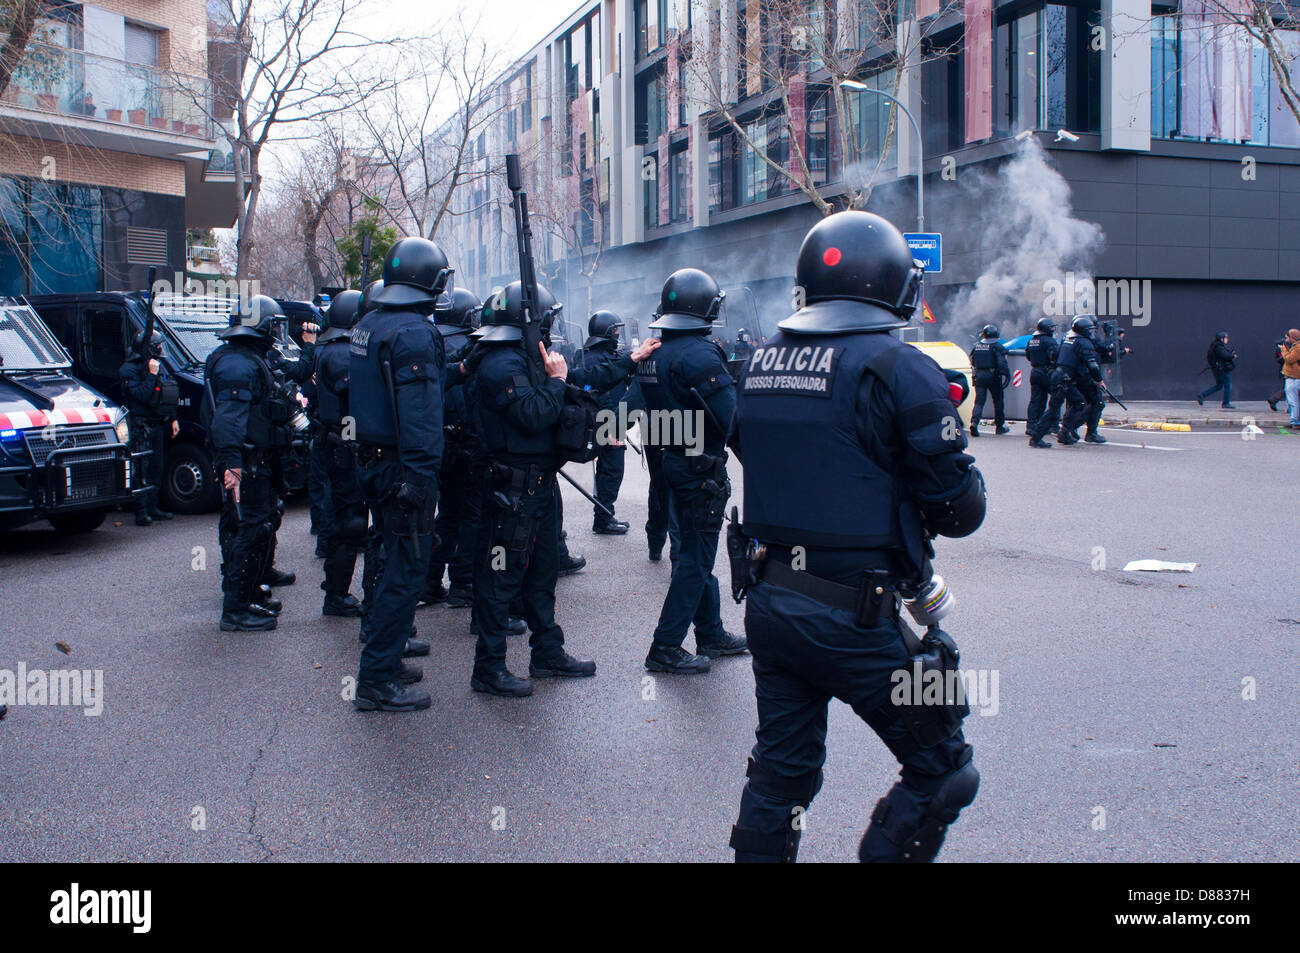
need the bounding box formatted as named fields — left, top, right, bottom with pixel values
left=489, top=462, right=552, bottom=494
left=357, top=444, right=397, bottom=465
left=760, top=558, right=919, bottom=649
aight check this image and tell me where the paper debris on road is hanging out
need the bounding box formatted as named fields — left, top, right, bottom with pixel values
left=1122, top=559, right=1197, bottom=572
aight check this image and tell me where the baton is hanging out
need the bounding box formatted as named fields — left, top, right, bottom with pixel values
left=558, top=467, right=614, bottom=519
left=1098, top=381, right=1127, bottom=411
left=689, top=386, right=729, bottom=439
left=624, top=433, right=644, bottom=457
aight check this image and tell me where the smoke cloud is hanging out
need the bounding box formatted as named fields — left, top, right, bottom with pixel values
left=942, top=138, right=1104, bottom=343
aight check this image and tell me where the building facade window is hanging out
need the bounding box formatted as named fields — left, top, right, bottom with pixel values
left=668, top=146, right=690, bottom=223
left=1151, top=14, right=1300, bottom=146
left=643, top=154, right=660, bottom=228
left=846, top=69, right=898, bottom=177
left=637, top=66, right=668, bottom=144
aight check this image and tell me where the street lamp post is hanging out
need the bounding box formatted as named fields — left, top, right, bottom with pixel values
left=839, top=79, right=924, bottom=233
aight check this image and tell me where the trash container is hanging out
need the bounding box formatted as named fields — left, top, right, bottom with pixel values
left=998, top=334, right=1032, bottom=421
left=911, top=341, right=974, bottom=430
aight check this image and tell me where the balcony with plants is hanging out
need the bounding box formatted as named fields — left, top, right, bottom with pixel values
left=3, top=41, right=213, bottom=139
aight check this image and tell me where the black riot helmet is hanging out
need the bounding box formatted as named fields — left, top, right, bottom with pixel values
left=982, top=324, right=1000, bottom=340
left=478, top=281, right=562, bottom=343
left=650, top=269, right=725, bottom=330
left=1215, top=330, right=1229, bottom=342
left=132, top=328, right=164, bottom=356
left=585, top=310, right=623, bottom=348
left=219, top=294, right=283, bottom=342
left=1071, top=315, right=1096, bottom=336
left=781, top=211, right=922, bottom=335
left=737, top=327, right=750, bottom=342
left=435, top=288, right=483, bottom=329
left=370, top=237, right=453, bottom=308
left=358, top=279, right=384, bottom=318
left=319, top=289, right=363, bottom=342
left=1036, top=317, right=1056, bottom=334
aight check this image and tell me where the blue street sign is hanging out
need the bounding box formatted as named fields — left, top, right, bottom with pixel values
left=904, top=232, right=942, bottom=274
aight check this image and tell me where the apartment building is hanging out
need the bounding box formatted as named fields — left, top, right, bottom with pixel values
left=0, top=0, right=242, bottom=296
left=439, top=1, right=1300, bottom=398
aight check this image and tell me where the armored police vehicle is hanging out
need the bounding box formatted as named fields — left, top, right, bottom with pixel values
left=0, top=298, right=140, bottom=533
left=30, top=291, right=311, bottom=514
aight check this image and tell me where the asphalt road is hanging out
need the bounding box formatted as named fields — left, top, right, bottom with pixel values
left=2, top=424, right=1297, bottom=862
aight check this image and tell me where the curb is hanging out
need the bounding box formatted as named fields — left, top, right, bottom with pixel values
left=1131, top=421, right=1193, bottom=432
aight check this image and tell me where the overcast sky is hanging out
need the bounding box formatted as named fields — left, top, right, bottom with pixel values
left=359, top=0, right=584, bottom=63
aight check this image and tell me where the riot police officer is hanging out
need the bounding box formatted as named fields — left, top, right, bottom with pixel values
left=204, top=295, right=290, bottom=632
left=727, top=211, right=986, bottom=863
left=576, top=310, right=634, bottom=534
left=733, top=328, right=755, bottom=362
left=422, top=288, right=482, bottom=606
left=1030, top=315, right=1105, bottom=445
left=348, top=238, right=449, bottom=712
left=968, top=324, right=1010, bottom=437
left=1025, top=317, right=1059, bottom=448
left=119, top=330, right=179, bottom=525
left=470, top=281, right=597, bottom=697
left=314, top=290, right=367, bottom=617
left=637, top=268, right=747, bottom=674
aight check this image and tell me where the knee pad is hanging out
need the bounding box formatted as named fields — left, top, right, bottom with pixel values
left=729, top=824, right=801, bottom=863
left=338, top=509, right=368, bottom=549
left=859, top=757, right=979, bottom=864
left=728, top=758, right=824, bottom=863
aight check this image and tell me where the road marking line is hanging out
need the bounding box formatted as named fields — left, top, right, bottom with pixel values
left=1103, top=441, right=1181, bottom=451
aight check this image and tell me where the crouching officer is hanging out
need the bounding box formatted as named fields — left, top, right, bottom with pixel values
left=203, top=296, right=286, bottom=632
left=968, top=324, right=1009, bottom=437
left=348, top=237, right=449, bottom=712
left=1025, top=318, right=1059, bottom=448
left=314, top=289, right=367, bottom=617
left=119, top=330, right=179, bottom=524
left=471, top=281, right=596, bottom=697
left=638, top=268, right=747, bottom=674
left=727, top=211, right=986, bottom=863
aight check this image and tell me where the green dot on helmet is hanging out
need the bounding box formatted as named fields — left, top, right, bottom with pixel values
left=392, top=256, right=400, bottom=268
left=668, top=291, right=677, bottom=301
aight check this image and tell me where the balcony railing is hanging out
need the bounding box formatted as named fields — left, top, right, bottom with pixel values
left=2, top=42, right=213, bottom=139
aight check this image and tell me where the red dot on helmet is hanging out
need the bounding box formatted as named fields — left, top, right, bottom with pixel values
left=823, top=247, right=842, bottom=266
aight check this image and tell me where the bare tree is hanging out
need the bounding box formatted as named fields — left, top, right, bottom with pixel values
left=682, top=0, right=960, bottom=215
left=530, top=159, right=606, bottom=319
left=0, top=0, right=47, bottom=99
left=185, top=0, right=399, bottom=282
left=352, top=14, right=506, bottom=242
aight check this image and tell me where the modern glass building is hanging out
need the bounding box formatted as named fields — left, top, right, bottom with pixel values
left=439, top=1, right=1300, bottom=398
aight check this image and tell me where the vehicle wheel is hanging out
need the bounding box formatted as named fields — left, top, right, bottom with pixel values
left=48, top=510, right=107, bottom=534
left=163, top=443, right=220, bottom=514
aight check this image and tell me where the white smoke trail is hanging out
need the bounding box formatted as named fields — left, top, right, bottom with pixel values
left=943, top=137, right=1104, bottom=342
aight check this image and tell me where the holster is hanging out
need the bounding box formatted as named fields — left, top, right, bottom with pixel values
left=487, top=463, right=547, bottom=554
left=894, top=627, right=970, bottom=750
left=726, top=507, right=763, bottom=603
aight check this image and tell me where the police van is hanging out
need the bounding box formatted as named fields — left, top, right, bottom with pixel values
left=29, top=291, right=309, bottom=514
left=0, top=298, right=140, bottom=533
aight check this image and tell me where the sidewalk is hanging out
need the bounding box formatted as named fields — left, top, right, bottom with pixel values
left=1100, top=399, right=1296, bottom=430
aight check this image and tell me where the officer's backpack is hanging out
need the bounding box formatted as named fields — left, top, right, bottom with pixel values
left=555, top=384, right=600, bottom=463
